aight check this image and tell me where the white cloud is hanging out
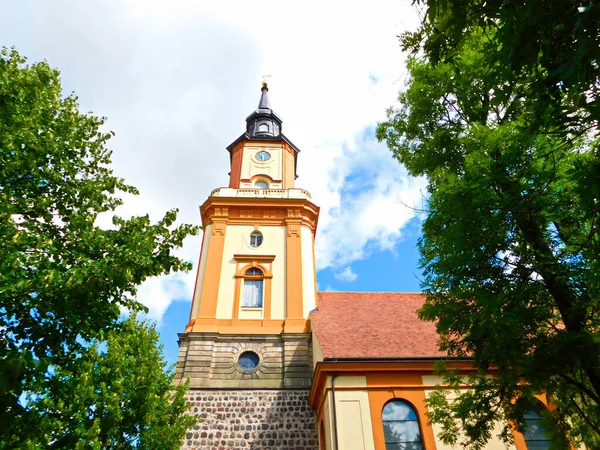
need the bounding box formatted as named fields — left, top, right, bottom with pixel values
left=310, top=134, right=427, bottom=269
left=134, top=269, right=196, bottom=324
left=0, top=0, right=422, bottom=322
left=334, top=267, right=358, bottom=283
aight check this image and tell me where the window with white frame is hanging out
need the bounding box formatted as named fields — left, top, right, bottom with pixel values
left=242, top=268, right=263, bottom=307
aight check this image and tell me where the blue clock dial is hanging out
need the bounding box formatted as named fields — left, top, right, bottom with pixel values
left=256, top=151, right=271, bottom=161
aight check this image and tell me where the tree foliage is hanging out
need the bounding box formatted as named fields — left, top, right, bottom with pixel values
left=24, top=316, right=195, bottom=450
left=378, top=8, right=600, bottom=449
left=404, top=0, right=599, bottom=132
left=0, top=48, right=198, bottom=445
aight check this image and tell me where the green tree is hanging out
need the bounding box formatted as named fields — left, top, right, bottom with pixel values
left=405, top=0, right=599, bottom=132
left=377, top=23, right=600, bottom=450
left=0, top=48, right=198, bottom=444
left=25, top=316, right=195, bottom=450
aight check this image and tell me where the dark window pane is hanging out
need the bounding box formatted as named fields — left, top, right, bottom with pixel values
left=524, top=420, right=548, bottom=440
left=524, top=410, right=542, bottom=420
left=238, top=351, right=259, bottom=369
left=524, top=408, right=551, bottom=450
left=249, top=232, right=263, bottom=247
left=525, top=443, right=551, bottom=450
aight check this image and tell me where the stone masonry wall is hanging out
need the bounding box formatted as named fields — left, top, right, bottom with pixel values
left=183, top=389, right=319, bottom=450
left=176, top=333, right=313, bottom=389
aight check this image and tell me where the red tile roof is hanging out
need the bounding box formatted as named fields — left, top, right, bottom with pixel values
left=310, top=292, right=445, bottom=359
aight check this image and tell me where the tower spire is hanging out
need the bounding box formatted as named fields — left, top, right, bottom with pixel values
left=257, top=82, right=271, bottom=111
left=246, top=82, right=282, bottom=138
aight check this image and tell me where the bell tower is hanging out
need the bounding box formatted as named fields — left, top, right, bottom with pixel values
left=177, top=83, right=320, bottom=395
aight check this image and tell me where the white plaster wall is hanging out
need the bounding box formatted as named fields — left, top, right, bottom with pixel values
left=215, top=224, right=286, bottom=320
left=335, top=390, right=375, bottom=450
left=312, top=331, right=325, bottom=368
left=320, top=377, right=374, bottom=450
left=323, top=395, right=335, bottom=450
left=300, top=225, right=317, bottom=318
left=191, top=224, right=212, bottom=318
left=240, top=145, right=283, bottom=182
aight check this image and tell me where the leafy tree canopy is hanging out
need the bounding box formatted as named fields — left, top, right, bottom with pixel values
left=378, top=13, right=600, bottom=450
left=0, top=48, right=198, bottom=444
left=403, top=0, right=599, bottom=132
left=24, top=316, right=195, bottom=450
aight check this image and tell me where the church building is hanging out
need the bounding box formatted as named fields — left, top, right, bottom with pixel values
left=175, top=85, right=552, bottom=450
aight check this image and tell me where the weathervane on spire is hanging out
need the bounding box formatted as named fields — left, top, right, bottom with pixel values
left=262, top=74, right=271, bottom=88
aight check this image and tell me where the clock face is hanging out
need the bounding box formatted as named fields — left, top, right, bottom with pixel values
left=256, top=151, right=271, bottom=162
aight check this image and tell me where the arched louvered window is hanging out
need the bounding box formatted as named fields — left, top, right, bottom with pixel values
left=242, top=267, right=263, bottom=307
left=524, top=406, right=551, bottom=450
left=382, top=400, right=424, bottom=450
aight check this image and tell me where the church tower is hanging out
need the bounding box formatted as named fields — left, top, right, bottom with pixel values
left=177, top=84, right=320, bottom=450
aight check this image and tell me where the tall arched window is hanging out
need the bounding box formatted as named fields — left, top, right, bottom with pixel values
left=382, top=400, right=424, bottom=450
left=242, top=267, right=263, bottom=307
left=523, top=406, right=551, bottom=450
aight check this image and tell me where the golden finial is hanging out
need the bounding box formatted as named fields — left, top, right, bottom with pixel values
left=262, top=74, right=271, bottom=88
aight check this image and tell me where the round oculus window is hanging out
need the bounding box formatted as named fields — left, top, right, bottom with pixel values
left=238, top=351, right=260, bottom=371
left=256, top=151, right=271, bottom=161
left=249, top=231, right=263, bottom=248
left=254, top=180, right=269, bottom=189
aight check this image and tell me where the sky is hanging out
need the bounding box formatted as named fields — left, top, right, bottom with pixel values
left=1, top=0, right=427, bottom=364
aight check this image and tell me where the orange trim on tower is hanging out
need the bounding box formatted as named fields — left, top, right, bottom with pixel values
left=282, top=143, right=296, bottom=188
left=194, top=219, right=227, bottom=331
left=229, top=143, right=244, bottom=188
left=264, top=277, right=272, bottom=320
left=185, top=318, right=309, bottom=334
left=231, top=274, right=242, bottom=320
left=285, top=212, right=304, bottom=329
left=200, top=196, right=319, bottom=234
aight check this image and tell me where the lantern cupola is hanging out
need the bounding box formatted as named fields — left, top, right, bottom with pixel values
left=245, top=82, right=282, bottom=138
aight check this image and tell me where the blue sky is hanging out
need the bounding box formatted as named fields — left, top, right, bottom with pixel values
left=1, top=0, right=426, bottom=366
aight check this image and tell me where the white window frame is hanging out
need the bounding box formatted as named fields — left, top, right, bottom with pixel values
left=241, top=268, right=264, bottom=308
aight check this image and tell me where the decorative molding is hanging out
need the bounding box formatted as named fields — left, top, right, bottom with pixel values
left=200, top=196, right=320, bottom=234
left=287, top=223, right=301, bottom=238
left=233, top=254, right=276, bottom=263
left=212, top=221, right=226, bottom=236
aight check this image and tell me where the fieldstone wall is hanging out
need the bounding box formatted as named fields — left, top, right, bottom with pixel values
left=183, top=389, right=319, bottom=450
